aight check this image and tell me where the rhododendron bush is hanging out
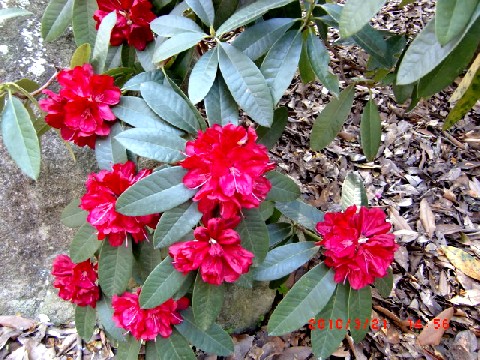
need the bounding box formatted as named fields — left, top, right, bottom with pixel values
left=1, top=0, right=478, bottom=358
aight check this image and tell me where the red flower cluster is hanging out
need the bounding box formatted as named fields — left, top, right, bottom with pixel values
left=181, top=124, right=275, bottom=220
left=169, top=217, right=254, bottom=285
left=94, top=0, right=156, bottom=51
left=316, top=205, right=398, bottom=290
left=39, top=64, right=121, bottom=148
left=112, top=290, right=189, bottom=340
left=80, top=161, right=160, bottom=246
left=51, top=255, right=100, bottom=307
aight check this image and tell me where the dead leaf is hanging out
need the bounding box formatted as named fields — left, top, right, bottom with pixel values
left=449, top=330, right=477, bottom=360
left=450, top=289, right=480, bottom=306
left=0, top=316, right=35, bottom=331
left=416, top=307, right=454, bottom=346
left=389, top=207, right=413, bottom=231
left=420, top=199, right=436, bottom=238
left=441, top=246, right=480, bottom=281
left=277, top=346, right=312, bottom=360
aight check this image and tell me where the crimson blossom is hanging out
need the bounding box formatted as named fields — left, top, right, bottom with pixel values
left=316, top=205, right=398, bottom=290
left=181, top=124, right=275, bottom=220
left=51, top=255, right=100, bottom=308
left=80, top=161, right=159, bottom=246
left=169, top=217, right=254, bottom=285
left=94, top=0, right=156, bottom=51
left=112, top=290, right=189, bottom=340
left=39, top=64, right=121, bottom=148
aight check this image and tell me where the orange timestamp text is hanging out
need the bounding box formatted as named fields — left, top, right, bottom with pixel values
left=308, top=318, right=450, bottom=331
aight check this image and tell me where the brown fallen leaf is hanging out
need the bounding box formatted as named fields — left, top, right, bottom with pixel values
left=416, top=307, right=454, bottom=346
left=0, top=316, right=35, bottom=331
left=441, top=246, right=480, bottom=281
left=450, top=289, right=480, bottom=306
left=277, top=346, right=312, bottom=360
left=420, top=198, right=436, bottom=238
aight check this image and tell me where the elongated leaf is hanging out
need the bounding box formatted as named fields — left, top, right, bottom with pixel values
left=1, top=94, right=40, bottom=179
left=204, top=74, right=238, bottom=125
left=236, top=208, right=269, bottom=266
left=254, top=242, right=318, bottom=281
left=116, top=166, right=196, bottom=216
left=276, top=200, right=324, bottom=232
left=217, top=0, right=295, bottom=36
left=218, top=42, right=273, bottom=126
left=265, top=171, right=300, bottom=202
left=150, top=15, right=203, bottom=37
left=375, top=267, right=393, bottom=298
left=232, top=18, right=294, bottom=61
left=75, top=305, right=96, bottom=340
left=116, top=335, right=142, bottom=360
left=310, top=85, right=355, bottom=151
left=189, top=47, right=218, bottom=104
left=348, top=286, right=372, bottom=343
left=61, top=199, right=87, bottom=228
left=41, top=0, right=74, bottom=41
left=268, top=263, right=336, bottom=335
left=176, top=309, right=233, bottom=356
left=95, top=122, right=127, bottom=170
left=341, top=172, right=368, bottom=209
left=140, top=82, right=200, bottom=133
left=123, top=71, right=165, bottom=91
left=261, top=30, right=302, bottom=105
left=136, top=42, right=156, bottom=72
left=213, top=0, right=238, bottom=29
left=133, top=240, right=163, bottom=284
left=70, top=43, right=91, bottom=67
left=154, top=201, right=202, bottom=249
left=91, top=11, right=116, bottom=74
left=99, top=240, right=133, bottom=297
left=192, top=275, right=225, bottom=331
left=147, top=330, right=196, bottom=360
left=340, top=0, right=386, bottom=38
left=70, top=223, right=102, bottom=263
left=96, top=298, right=126, bottom=342
left=360, top=99, right=381, bottom=162
left=311, top=284, right=349, bottom=359
left=298, top=39, right=316, bottom=84
left=115, top=128, right=186, bottom=163
left=257, top=107, right=288, bottom=149
left=72, top=0, right=98, bottom=47
left=140, top=257, right=190, bottom=309
left=435, top=0, right=478, bottom=45
left=0, top=8, right=32, bottom=22
left=186, top=0, right=215, bottom=26
left=259, top=201, right=274, bottom=221
left=268, top=222, right=292, bottom=248
left=153, top=32, right=206, bottom=63
left=451, top=53, right=480, bottom=103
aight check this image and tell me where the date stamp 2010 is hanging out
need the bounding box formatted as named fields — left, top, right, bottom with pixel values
left=308, top=318, right=451, bottom=331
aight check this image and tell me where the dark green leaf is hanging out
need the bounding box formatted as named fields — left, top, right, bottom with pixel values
left=348, top=285, right=372, bottom=343
left=61, top=198, right=87, bottom=228
left=310, top=85, right=355, bottom=151
left=236, top=208, right=269, bottom=266
left=267, top=263, right=336, bottom=335
left=150, top=15, right=203, bottom=37
left=70, top=223, right=101, bottom=263
left=123, top=70, right=165, bottom=91
left=204, top=74, right=238, bottom=126
left=341, top=172, right=368, bottom=209
left=298, top=39, right=316, bottom=84
left=340, top=0, right=386, bottom=38
left=393, top=82, right=415, bottom=104
left=192, top=274, right=225, bottom=330
left=72, top=0, right=98, bottom=47
left=265, top=171, right=300, bottom=202
left=137, top=42, right=156, bottom=72
left=259, top=201, right=274, bottom=221
left=41, top=0, right=74, bottom=42
left=116, top=335, right=142, bottom=360
left=14, top=79, right=39, bottom=93
left=75, top=305, right=96, bottom=340
left=268, top=222, right=292, bottom=248
left=133, top=240, right=163, bottom=284
left=435, top=0, right=478, bottom=45
left=212, top=0, right=238, bottom=29
left=174, top=271, right=195, bottom=300
left=186, top=0, right=215, bottom=27
left=70, top=43, right=92, bottom=67
left=91, top=11, right=116, bottom=74
left=98, top=241, right=133, bottom=297
left=96, top=297, right=126, bottom=342
left=276, top=200, right=324, bottom=232
left=360, top=99, right=382, bottom=162
left=95, top=122, right=127, bottom=170
left=147, top=330, right=196, bottom=360
left=153, top=32, right=206, bottom=63
left=189, top=47, right=218, bottom=104
left=235, top=271, right=253, bottom=289
left=0, top=8, right=32, bottom=21
left=375, top=267, right=393, bottom=298
left=257, top=107, right=288, bottom=149
left=104, top=45, right=122, bottom=70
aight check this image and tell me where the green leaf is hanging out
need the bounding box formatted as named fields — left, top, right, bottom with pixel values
left=115, top=128, right=186, bottom=163
left=75, top=305, right=96, bottom=341
left=116, top=335, right=142, bottom=360
left=375, top=267, right=393, bottom=298
left=98, top=241, right=133, bottom=297
left=306, top=29, right=339, bottom=97
left=265, top=171, right=300, bottom=202
left=204, top=74, right=238, bottom=126
left=174, top=271, right=195, bottom=300
left=188, top=47, right=219, bottom=105
left=267, top=263, right=336, bottom=335
left=232, top=18, right=295, bottom=61
left=133, top=240, right=163, bottom=284
left=186, top=0, right=215, bottom=27
left=140, top=81, right=200, bottom=134
left=61, top=198, right=87, bottom=228
left=153, top=201, right=202, bottom=249
left=96, top=297, right=126, bottom=342
left=70, top=223, right=102, bottom=263
left=435, top=0, right=479, bottom=45
left=298, top=39, right=316, bottom=84
left=450, top=53, right=480, bottom=102
left=95, top=122, right=127, bottom=170
left=259, top=201, right=275, bottom=221
left=91, top=11, right=116, bottom=74
left=360, top=99, right=382, bottom=162
left=254, top=242, right=318, bottom=281
left=175, top=309, right=233, bottom=356
left=213, top=0, right=238, bottom=29
left=310, top=85, right=355, bottom=151
left=150, top=15, right=204, bottom=37
left=116, top=166, right=196, bottom=216
left=123, top=70, right=165, bottom=91
left=192, top=275, right=225, bottom=331
left=261, top=30, right=302, bottom=105
left=0, top=8, right=32, bottom=22
left=348, top=285, right=372, bottom=343
left=217, top=0, right=295, bottom=36
left=218, top=42, right=273, bottom=126
left=256, top=107, right=288, bottom=150
left=104, top=45, right=122, bottom=70
left=70, top=43, right=91, bottom=67
left=140, top=257, right=190, bottom=309
left=275, top=200, right=324, bottom=232
left=136, top=42, right=156, bottom=72
left=268, top=222, right=292, bottom=248
left=41, top=0, right=74, bottom=42
left=311, top=284, right=349, bottom=359
left=147, top=330, right=196, bottom=360
left=1, top=93, right=40, bottom=179
left=341, top=172, right=368, bottom=209
left=72, top=0, right=98, bottom=47
left=340, top=0, right=386, bottom=38
left=236, top=208, right=269, bottom=266
left=153, top=32, right=206, bottom=63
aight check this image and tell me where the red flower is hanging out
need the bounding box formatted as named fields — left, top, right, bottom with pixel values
left=94, top=0, right=156, bottom=51
left=80, top=161, right=160, bottom=246
left=169, top=217, right=254, bottom=285
left=112, top=289, right=189, bottom=340
left=51, top=255, right=100, bottom=307
left=181, top=124, right=275, bottom=220
left=39, top=64, right=121, bottom=148
left=316, top=205, right=398, bottom=290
